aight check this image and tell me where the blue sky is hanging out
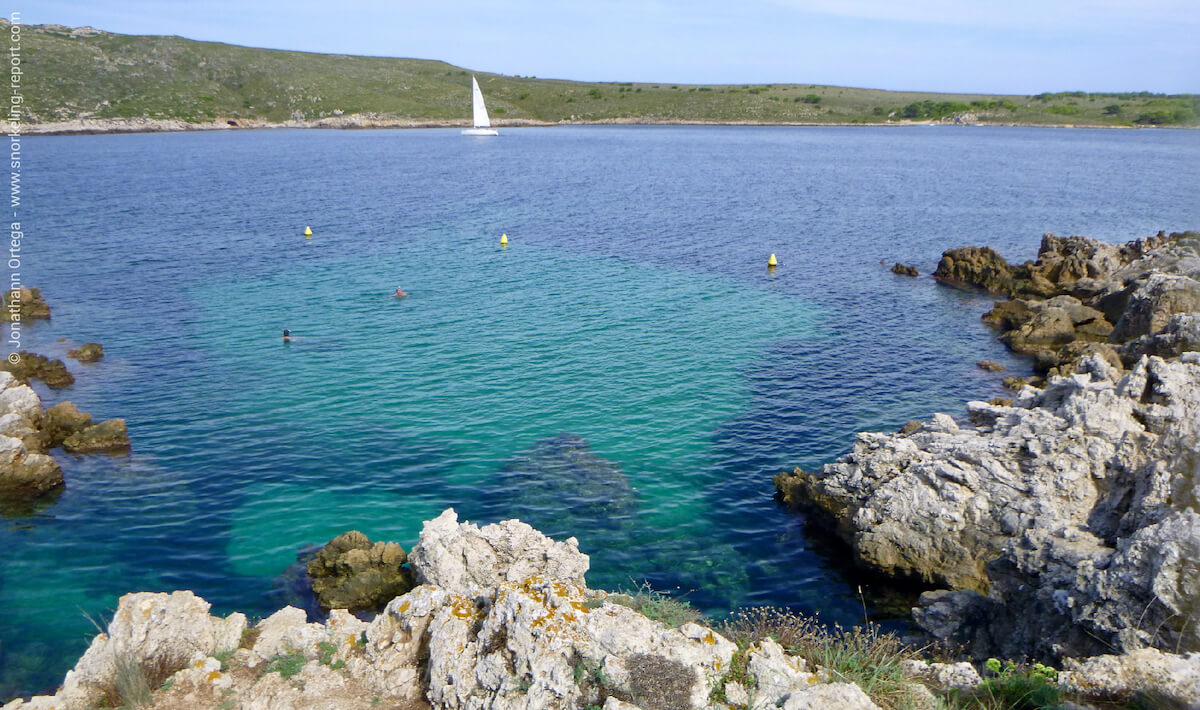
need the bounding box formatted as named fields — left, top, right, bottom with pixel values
left=18, top=0, right=1200, bottom=94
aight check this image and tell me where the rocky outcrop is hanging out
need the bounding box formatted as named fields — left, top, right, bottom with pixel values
left=891, top=263, right=918, bottom=277
left=409, top=508, right=590, bottom=591
left=0, top=352, right=74, bottom=388
left=306, top=531, right=414, bottom=612
left=62, top=418, right=130, bottom=454
left=0, top=373, right=62, bottom=494
left=965, top=232, right=1200, bottom=379
left=932, top=246, right=1018, bottom=294
left=39, top=401, right=92, bottom=450
left=4, top=510, right=897, bottom=710
left=2, top=286, right=50, bottom=322
left=66, top=342, right=103, bottom=363
left=776, top=353, right=1200, bottom=661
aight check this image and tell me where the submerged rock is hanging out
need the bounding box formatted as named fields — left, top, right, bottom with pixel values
left=492, top=433, right=637, bottom=537
left=306, top=530, right=414, bottom=613
left=62, top=418, right=130, bottom=454
left=66, top=342, right=103, bottom=363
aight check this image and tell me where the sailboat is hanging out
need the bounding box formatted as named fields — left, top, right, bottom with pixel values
left=462, top=76, right=499, bottom=136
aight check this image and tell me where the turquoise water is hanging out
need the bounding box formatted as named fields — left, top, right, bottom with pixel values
left=3, top=125, right=1199, bottom=697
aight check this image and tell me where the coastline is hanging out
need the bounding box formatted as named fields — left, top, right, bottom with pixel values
left=22, top=114, right=1179, bottom=136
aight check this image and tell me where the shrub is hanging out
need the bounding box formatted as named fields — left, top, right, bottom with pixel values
left=609, top=582, right=702, bottom=628
left=945, top=659, right=1061, bottom=709
left=587, top=88, right=602, bottom=99
left=628, top=653, right=693, bottom=710
left=801, top=94, right=821, bottom=104
left=265, top=651, right=307, bottom=679
left=717, top=607, right=922, bottom=710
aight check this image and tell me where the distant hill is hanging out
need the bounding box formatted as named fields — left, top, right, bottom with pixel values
left=18, top=21, right=1199, bottom=128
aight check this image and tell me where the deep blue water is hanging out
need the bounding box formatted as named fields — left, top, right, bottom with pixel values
left=3, top=125, right=1198, bottom=697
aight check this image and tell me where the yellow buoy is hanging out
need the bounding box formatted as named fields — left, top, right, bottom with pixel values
left=767, top=253, right=777, bottom=267
left=500, top=233, right=508, bottom=246
left=304, top=226, right=313, bottom=238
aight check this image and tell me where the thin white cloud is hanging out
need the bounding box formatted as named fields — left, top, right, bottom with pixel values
left=764, top=0, right=1200, bottom=31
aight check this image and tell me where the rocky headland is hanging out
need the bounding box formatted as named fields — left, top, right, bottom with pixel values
left=6, top=509, right=1198, bottom=710
left=776, top=231, right=1200, bottom=665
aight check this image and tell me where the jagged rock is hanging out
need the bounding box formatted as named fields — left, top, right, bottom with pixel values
left=0, top=373, right=61, bottom=494
left=67, top=342, right=103, bottom=363
left=900, top=660, right=982, bottom=691
left=1120, top=312, right=1200, bottom=364
left=0, top=352, right=74, bottom=388
left=54, top=591, right=245, bottom=709
left=1060, top=648, right=1200, bottom=706
left=891, top=263, right=918, bottom=277
left=1109, top=272, right=1200, bottom=342
left=975, top=360, right=1005, bottom=372
left=62, top=418, right=130, bottom=453
left=39, top=401, right=92, bottom=450
left=2, top=286, right=50, bottom=322
left=933, top=246, right=1016, bottom=294
left=769, top=683, right=882, bottom=710
left=776, top=355, right=1200, bottom=660
left=0, top=436, right=62, bottom=493
left=306, top=530, right=415, bottom=612
left=408, top=508, right=589, bottom=592
left=999, top=306, right=1077, bottom=353
left=1047, top=341, right=1122, bottom=379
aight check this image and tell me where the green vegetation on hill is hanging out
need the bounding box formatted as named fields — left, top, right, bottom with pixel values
left=19, top=22, right=1200, bottom=127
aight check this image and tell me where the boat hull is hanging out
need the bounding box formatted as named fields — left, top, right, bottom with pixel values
left=462, top=128, right=499, bottom=136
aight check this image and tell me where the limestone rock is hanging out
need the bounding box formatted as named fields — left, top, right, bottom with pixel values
left=56, top=591, right=246, bottom=709
left=305, top=530, right=415, bottom=612
left=0, top=352, right=74, bottom=388
left=1060, top=648, right=1200, bottom=707
left=2, top=286, right=50, bottom=322
left=933, top=246, right=1015, bottom=294
left=62, top=418, right=130, bottom=453
left=1109, top=272, right=1200, bottom=342
left=777, top=354, right=1200, bottom=659
left=900, top=659, right=982, bottom=691
left=0, top=435, right=62, bottom=493
left=67, top=342, right=103, bottom=363
left=1120, top=312, right=1200, bottom=364
left=975, top=360, right=1005, bottom=372
left=408, top=508, right=589, bottom=592
left=769, top=683, right=882, bottom=710
left=39, top=401, right=92, bottom=450
left=891, top=263, right=918, bottom=277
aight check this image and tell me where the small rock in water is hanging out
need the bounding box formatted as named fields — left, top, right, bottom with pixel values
left=2, top=286, right=50, bottom=322
left=0, top=352, right=74, bottom=389
left=62, top=418, right=130, bottom=453
left=891, top=263, right=919, bottom=277
left=306, top=530, right=414, bottom=612
left=976, top=360, right=1006, bottom=372
left=67, top=342, right=103, bottom=363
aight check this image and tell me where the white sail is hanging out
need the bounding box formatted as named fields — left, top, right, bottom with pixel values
left=472, top=76, right=491, bottom=128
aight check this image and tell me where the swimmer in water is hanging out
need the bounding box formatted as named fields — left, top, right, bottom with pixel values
left=282, top=329, right=292, bottom=342
left=394, top=286, right=408, bottom=298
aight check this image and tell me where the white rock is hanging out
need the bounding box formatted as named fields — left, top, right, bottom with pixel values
left=776, top=682, right=882, bottom=710
left=901, top=659, right=982, bottom=690
left=54, top=591, right=245, bottom=709
left=748, top=637, right=816, bottom=708
left=408, top=508, right=590, bottom=593
left=1062, top=647, right=1200, bottom=705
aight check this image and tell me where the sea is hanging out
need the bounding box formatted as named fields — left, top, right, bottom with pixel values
left=3, top=125, right=1198, bottom=697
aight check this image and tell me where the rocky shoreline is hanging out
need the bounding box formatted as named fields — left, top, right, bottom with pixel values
left=23, top=116, right=1175, bottom=136
left=6, top=509, right=1198, bottom=710
left=777, top=231, right=1200, bottom=665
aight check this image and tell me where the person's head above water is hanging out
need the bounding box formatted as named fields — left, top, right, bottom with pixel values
left=282, top=329, right=291, bottom=338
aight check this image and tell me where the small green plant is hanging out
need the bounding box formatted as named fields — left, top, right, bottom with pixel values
left=113, top=656, right=153, bottom=709
left=160, top=678, right=174, bottom=692
left=317, top=641, right=338, bottom=666
left=587, top=88, right=602, bottom=99
left=609, top=581, right=702, bottom=628
left=948, top=659, right=1061, bottom=710
left=219, top=700, right=235, bottom=710
left=265, top=651, right=306, bottom=679
left=239, top=626, right=261, bottom=650
left=214, top=649, right=234, bottom=672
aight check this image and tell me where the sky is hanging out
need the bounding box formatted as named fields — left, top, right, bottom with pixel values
left=16, top=0, right=1200, bottom=94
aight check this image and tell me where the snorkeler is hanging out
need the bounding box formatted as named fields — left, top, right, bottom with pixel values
left=394, top=286, right=408, bottom=298
left=282, top=329, right=292, bottom=342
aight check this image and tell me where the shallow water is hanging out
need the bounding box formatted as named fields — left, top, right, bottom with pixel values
left=3, top=125, right=1198, bottom=697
